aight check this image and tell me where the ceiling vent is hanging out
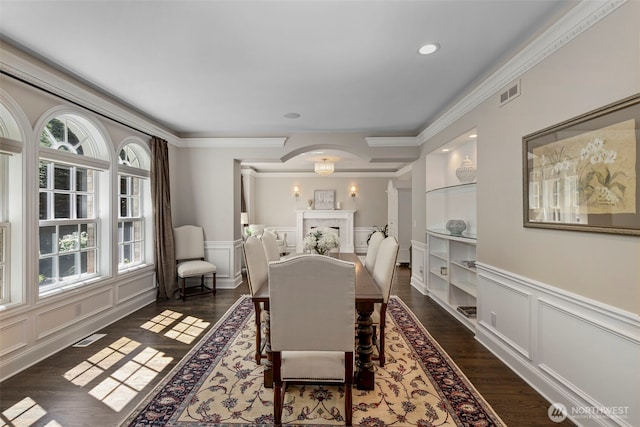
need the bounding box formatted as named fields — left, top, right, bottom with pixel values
left=499, top=80, right=521, bottom=106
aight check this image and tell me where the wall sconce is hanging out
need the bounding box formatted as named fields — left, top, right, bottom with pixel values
left=350, top=186, right=357, bottom=199
left=293, top=186, right=300, bottom=200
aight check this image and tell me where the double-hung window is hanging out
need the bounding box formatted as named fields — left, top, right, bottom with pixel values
left=38, top=115, right=109, bottom=294
left=117, top=143, right=149, bottom=271
left=38, top=161, right=98, bottom=288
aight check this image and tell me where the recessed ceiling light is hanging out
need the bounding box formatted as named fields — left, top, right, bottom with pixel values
left=418, top=43, right=440, bottom=55
left=283, top=112, right=301, bottom=119
left=469, top=134, right=477, bottom=138
left=441, top=148, right=450, bottom=152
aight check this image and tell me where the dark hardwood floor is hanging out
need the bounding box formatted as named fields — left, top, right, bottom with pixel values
left=0, top=265, right=573, bottom=426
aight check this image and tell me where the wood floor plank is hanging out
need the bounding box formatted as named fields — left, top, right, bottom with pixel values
left=0, top=266, right=574, bottom=426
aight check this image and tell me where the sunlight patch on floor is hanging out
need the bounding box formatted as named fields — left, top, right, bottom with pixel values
left=140, top=309, right=182, bottom=333
left=163, top=315, right=210, bottom=344
left=139, top=310, right=210, bottom=344
left=0, top=397, right=62, bottom=427
left=62, top=337, right=173, bottom=412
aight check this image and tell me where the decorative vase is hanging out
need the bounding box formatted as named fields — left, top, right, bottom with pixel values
left=456, top=156, right=477, bottom=183
left=446, top=219, right=466, bottom=236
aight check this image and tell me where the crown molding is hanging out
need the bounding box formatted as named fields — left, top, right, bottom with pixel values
left=0, top=43, right=179, bottom=144
left=178, top=137, right=287, bottom=149
left=417, top=0, right=627, bottom=144
left=245, top=167, right=411, bottom=179
left=365, top=136, right=419, bottom=147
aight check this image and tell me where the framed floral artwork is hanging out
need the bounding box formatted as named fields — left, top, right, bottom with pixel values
left=313, top=189, right=335, bottom=210
left=523, top=93, right=639, bottom=235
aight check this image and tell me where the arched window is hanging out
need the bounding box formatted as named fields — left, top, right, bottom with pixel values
left=117, top=140, right=151, bottom=270
left=38, top=113, right=109, bottom=294
left=0, top=95, right=27, bottom=306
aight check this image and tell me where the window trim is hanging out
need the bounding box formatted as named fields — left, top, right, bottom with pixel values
left=0, top=222, right=9, bottom=305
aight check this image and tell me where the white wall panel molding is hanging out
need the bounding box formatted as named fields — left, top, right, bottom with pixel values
left=0, top=288, right=154, bottom=382
left=205, top=240, right=243, bottom=289
left=410, top=240, right=427, bottom=295
left=476, top=263, right=640, bottom=427
left=0, top=316, right=28, bottom=357
left=355, top=226, right=376, bottom=254
left=417, top=0, right=627, bottom=144
left=116, top=269, right=156, bottom=304
left=36, top=288, right=114, bottom=340
left=477, top=271, right=533, bottom=361
left=537, top=299, right=639, bottom=427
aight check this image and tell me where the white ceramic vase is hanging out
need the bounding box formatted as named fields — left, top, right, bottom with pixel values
left=456, top=156, right=477, bottom=183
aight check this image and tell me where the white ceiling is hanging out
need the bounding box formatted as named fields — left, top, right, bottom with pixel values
left=0, top=0, right=577, bottom=173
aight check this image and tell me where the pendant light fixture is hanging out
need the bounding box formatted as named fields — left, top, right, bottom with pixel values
left=314, top=158, right=334, bottom=176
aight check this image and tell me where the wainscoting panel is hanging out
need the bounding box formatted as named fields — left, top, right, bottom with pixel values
left=0, top=283, right=155, bottom=382
left=37, top=288, right=114, bottom=340
left=476, top=265, right=640, bottom=427
left=538, top=299, right=639, bottom=426
left=355, top=227, right=376, bottom=254
left=0, top=316, right=28, bottom=357
left=477, top=275, right=532, bottom=360
left=205, top=240, right=243, bottom=289
left=116, top=268, right=156, bottom=304
left=410, top=240, right=427, bottom=294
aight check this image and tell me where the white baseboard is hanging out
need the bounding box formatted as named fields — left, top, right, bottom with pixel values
left=476, top=264, right=640, bottom=427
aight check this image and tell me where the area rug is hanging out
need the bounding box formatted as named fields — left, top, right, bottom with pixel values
left=122, top=296, right=506, bottom=426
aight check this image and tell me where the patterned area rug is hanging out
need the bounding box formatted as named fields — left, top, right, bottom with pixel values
left=122, top=296, right=505, bottom=426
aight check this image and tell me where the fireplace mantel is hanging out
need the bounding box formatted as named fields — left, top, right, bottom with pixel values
left=296, top=209, right=356, bottom=253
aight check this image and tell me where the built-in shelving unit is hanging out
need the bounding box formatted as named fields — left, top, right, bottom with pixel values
left=425, top=129, right=478, bottom=331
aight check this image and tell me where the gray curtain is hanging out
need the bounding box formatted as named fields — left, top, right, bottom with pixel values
left=151, top=137, right=179, bottom=299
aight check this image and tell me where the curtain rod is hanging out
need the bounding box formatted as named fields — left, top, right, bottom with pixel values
left=1, top=69, right=156, bottom=139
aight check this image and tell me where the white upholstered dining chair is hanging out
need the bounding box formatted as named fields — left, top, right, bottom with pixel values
left=261, top=230, right=281, bottom=262
left=371, top=236, right=399, bottom=367
left=173, top=225, right=216, bottom=301
left=363, top=231, right=385, bottom=274
left=268, top=255, right=356, bottom=426
left=242, top=235, right=269, bottom=364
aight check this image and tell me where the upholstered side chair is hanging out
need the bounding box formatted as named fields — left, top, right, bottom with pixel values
left=371, top=236, right=399, bottom=367
left=269, top=255, right=355, bottom=426
left=242, top=235, right=269, bottom=364
left=173, top=225, right=216, bottom=301
left=261, top=230, right=281, bottom=262
left=363, top=231, right=385, bottom=274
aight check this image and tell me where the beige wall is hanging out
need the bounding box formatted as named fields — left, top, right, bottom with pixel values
left=252, top=176, right=389, bottom=228
left=418, top=1, right=640, bottom=313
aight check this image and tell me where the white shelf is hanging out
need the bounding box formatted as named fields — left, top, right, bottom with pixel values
left=426, top=182, right=476, bottom=194
left=450, top=260, right=477, bottom=272
left=426, top=228, right=477, bottom=242
left=429, top=251, right=448, bottom=261
left=425, top=131, right=478, bottom=332
left=450, top=279, right=477, bottom=298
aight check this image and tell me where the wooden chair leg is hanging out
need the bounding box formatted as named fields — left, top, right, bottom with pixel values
left=180, top=276, right=186, bottom=301
left=253, top=301, right=262, bottom=364
left=379, top=316, right=386, bottom=367
left=212, top=273, right=216, bottom=295
left=273, top=352, right=283, bottom=425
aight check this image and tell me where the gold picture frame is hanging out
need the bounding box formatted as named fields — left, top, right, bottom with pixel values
left=523, top=93, right=640, bottom=235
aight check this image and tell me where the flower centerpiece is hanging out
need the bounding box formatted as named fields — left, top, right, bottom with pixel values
left=303, top=229, right=340, bottom=255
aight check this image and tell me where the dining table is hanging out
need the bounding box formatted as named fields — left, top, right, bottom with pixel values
left=251, top=252, right=383, bottom=390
